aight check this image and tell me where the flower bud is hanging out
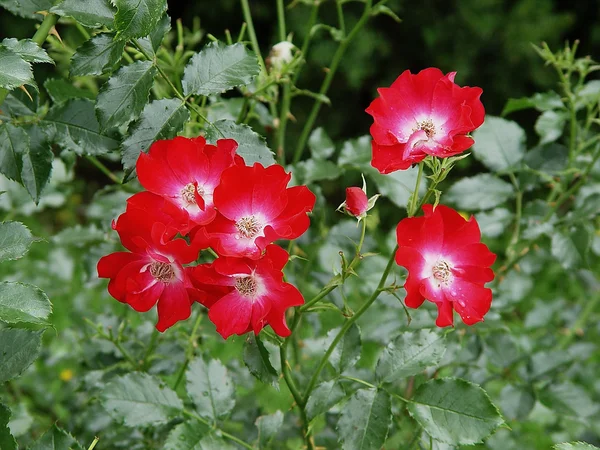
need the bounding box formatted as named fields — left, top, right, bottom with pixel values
left=337, top=175, right=380, bottom=221
left=267, top=41, right=295, bottom=73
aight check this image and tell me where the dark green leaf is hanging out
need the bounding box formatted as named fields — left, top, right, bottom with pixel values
left=308, top=127, right=335, bottom=160
left=0, top=282, right=52, bottom=326
left=0, top=328, right=43, bottom=383
left=306, top=380, right=345, bottom=420
left=295, top=159, right=342, bottom=184
left=485, top=333, right=519, bottom=368
left=0, top=89, right=38, bottom=118
left=182, top=41, right=260, bottom=96
left=446, top=174, right=514, bottom=210
left=474, top=208, right=514, bottom=238
left=44, top=78, right=95, bottom=103
left=205, top=120, right=276, bottom=166
left=101, top=372, right=183, bottom=427
left=1, top=38, right=52, bottom=63
left=0, top=0, right=53, bottom=20
left=472, top=116, right=525, bottom=172
left=51, top=0, right=115, bottom=28
left=255, top=410, right=284, bottom=448
left=524, top=143, right=569, bottom=174
left=407, top=378, right=504, bottom=445
left=535, top=110, right=567, bottom=145
left=136, top=14, right=171, bottom=57
left=0, top=221, right=35, bottom=262
left=43, top=99, right=119, bottom=155
left=95, top=60, right=156, bottom=131
left=329, top=323, right=361, bottom=373
left=551, top=228, right=588, bottom=270
left=502, top=91, right=564, bottom=115
left=539, top=382, right=599, bottom=418
left=243, top=334, right=279, bottom=388
left=498, top=384, right=535, bottom=421
left=186, top=357, right=235, bottom=422
left=121, top=98, right=189, bottom=171
left=29, top=424, right=83, bottom=450
left=337, top=388, right=391, bottom=450
left=555, top=443, right=600, bottom=450
left=114, top=0, right=168, bottom=41
left=164, top=422, right=234, bottom=450
left=0, top=404, right=16, bottom=450
left=375, top=329, right=446, bottom=383
left=70, top=34, right=125, bottom=77
left=0, top=123, right=53, bottom=203
left=528, top=350, right=572, bottom=379
left=0, top=47, right=34, bottom=90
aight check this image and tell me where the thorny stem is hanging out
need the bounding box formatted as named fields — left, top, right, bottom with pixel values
left=182, top=410, right=255, bottom=450
left=0, top=13, right=58, bottom=106
left=292, top=0, right=374, bottom=163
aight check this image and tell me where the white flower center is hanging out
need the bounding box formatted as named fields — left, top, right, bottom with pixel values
left=181, top=183, right=204, bottom=205
left=235, top=275, right=258, bottom=297
left=415, top=118, right=436, bottom=138
left=432, top=259, right=451, bottom=285
left=149, top=261, right=176, bottom=283
left=235, top=215, right=261, bottom=239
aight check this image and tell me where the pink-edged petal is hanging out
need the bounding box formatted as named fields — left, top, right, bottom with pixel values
left=371, top=139, right=427, bottom=175
left=208, top=291, right=252, bottom=339
left=155, top=281, right=192, bottom=332
left=419, top=277, right=447, bottom=305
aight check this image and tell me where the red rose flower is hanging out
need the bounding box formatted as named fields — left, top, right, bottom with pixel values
left=188, top=245, right=304, bottom=339
left=97, top=194, right=203, bottom=332
left=344, top=187, right=368, bottom=217
left=395, top=204, right=496, bottom=327
left=137, top=136, right=240, bottom=226
left=199, top=163, right=316, bottom=259
left=366, top=68, right=485, bottom=173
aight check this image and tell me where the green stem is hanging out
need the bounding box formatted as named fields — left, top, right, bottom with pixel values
left=335, top=0, right=346, bottom=37
left=113, top=339, right=139, bottom=368
left=87, top=437, right=100, bottom=450
left=559, top=293, right=600, bottom=349
left=172, top=313, right=203, bottom=390
left=0, top=13, right=58, bottom=107
left=408, top=162, right=424, bottom=217
left=299, top=285, right=337, bottom=312
left=302, top=245, right=398, bottom=403
left=276, top=0, right=287, bottom=42
left=341, top=375, right=374, bottom=388
left=293, top=2, right=320, bottom=84
left=86, top=156, right=121, bottom=184
left=240, top=0, right=266, bottom=73
left=141, top=329, right=160, bottom=370
left=276, top=83, right=292, bottom=164
left=291, top=0, right=373, bottom=164
left=181, top=410, right=255, bottom=450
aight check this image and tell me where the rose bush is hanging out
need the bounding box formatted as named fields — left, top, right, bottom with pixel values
left=0, top=1, right=599, bottom=450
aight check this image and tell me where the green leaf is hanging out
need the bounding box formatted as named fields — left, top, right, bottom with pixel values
left=407, top=378, right=504, bottom=445
left=0, top=404, right=17, bottom=450
left=96, top=60, right=156, bottom=131
left=255, top=410, right=284, bottom=448
left=0, top=328, right=43, bottom=383
left=121, top=98, right=189, bottom=171
left=0, top=221, right=35, bottom=261
left=337, top=388, right=392, bottom=450
left=51, top=0, right=116, bottom=28
left=52, top=224, right=105, bottom=247
left=114, top=0, right=168, bottom=41
left=474, top=208, right=514, bottom=238
left=0, top=282, right=52, bottom=326
left=472, top=116, right=525, bottom=172
left=538, top=382, right=599, bottom=418
left=375, top=329, right=446, bottom=384
left=308, top=127, right=335, bottom=160
left=0, top=0, right=53, bottom=20
left=43, top=99, right=119, bottom=155
left=205, top=120, right=276, bottom=166
left=0, top=47, right=34, bottom=90
left=186, top=357, right=235, bottom=422
left=329, top=323, right=361, bottom=373
left=0, top=89, right=38, bottom=118
left=501, top=91, right=564, bottom=116
left=498, top=384, right=535, bottom=421
left=44, top=78, right=94, bottom=103
left=551, top=228, right=588, bottom=270
left=446, top=174, right=514, bottom=211
left=0, top=123, right=53, bottom=203
left=306, top=380, right=345, bottom=420
left=524, top=143, right=569, bottom=174
left=164, top=422, right=234, bottom=450
left=29, top=424, right=83, bottom=450
left=243, top=334, right=279, bottom=388
left=101, top=372, right=183, bottom=427
left=370, top=4, right=402, bottom=22
left=535, top=110, right=567, bottom=145
left=182, top=41, right=260, bottom=96
left=70, top=34, right=125, bottom=77
left=1, top=38, right=52, bottom=63
left=295, top=159, right=342, bottom=184
left=554, top=443, right=600, bottom=450
left=135, top=14, right=171, bottom=57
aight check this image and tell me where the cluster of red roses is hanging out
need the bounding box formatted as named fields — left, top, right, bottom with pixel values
left=97, top=137, right=315, bottom=335
left=98, top=67, right=496, bottom=334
